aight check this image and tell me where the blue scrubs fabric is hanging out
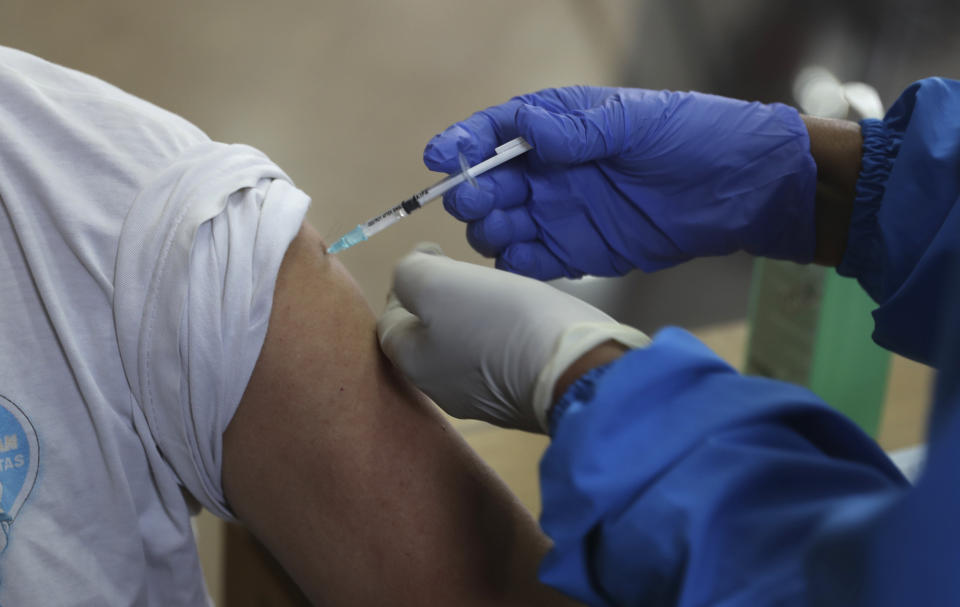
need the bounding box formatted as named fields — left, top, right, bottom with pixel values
left=538, top=78, right=960, bottom=606
left=839, top=78, right=960, bottom=365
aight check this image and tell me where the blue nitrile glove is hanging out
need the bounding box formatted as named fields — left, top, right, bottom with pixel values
left=424, top=86, right=817, bottom=279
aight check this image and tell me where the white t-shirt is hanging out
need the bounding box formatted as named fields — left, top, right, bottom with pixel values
left=0, top=47, right=310, bottom=605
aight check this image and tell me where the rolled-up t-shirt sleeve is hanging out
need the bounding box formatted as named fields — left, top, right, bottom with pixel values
left=114, top=141, right=310, bottom=519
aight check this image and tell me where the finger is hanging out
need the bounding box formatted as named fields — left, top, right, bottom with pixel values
left=496, top=241, right=575, bottom=280
left=466, top=207, right=538, bottom=258
left=389, top=250, right=461, bottom=324
left=376, top=290, right=428, bottom=373
left=442, top=164, right=530, bottom=222
left=423, top=124, right=481, bottom=173
left=423, top=99, right=525, bottom=172
left=516, top=97, right=628, bottom=165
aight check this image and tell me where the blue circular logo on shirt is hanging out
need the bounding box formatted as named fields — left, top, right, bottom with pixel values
left=0, top=394, right=38, bottom=554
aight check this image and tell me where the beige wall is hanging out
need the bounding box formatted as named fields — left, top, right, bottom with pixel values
left=4, top=0, right=633, bottom=306
left=2, top=2, right=634, bottom=603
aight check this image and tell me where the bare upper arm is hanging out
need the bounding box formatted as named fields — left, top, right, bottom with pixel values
left=221, top=223, right=575, bottom=605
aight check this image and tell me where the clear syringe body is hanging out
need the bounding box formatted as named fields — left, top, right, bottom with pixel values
left=326, top=137, right=532, bottom=254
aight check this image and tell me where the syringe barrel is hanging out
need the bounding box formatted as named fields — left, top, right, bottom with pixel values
left=401, top=196, right=422, bottom=214
left=362, top=203, right=407, bottom=237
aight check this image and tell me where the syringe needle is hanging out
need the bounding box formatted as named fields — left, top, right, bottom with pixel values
left=326, top=226, right=366, bottom=254
left=327, top=137, right=532, bottom=254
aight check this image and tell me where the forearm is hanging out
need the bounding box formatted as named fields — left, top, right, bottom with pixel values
left=223, top=224, right=576, bottom=605
left=800, top=115, right=863, bottom=266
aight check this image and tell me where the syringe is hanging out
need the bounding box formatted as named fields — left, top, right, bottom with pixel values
left=327, top=137, right=533, bottom=254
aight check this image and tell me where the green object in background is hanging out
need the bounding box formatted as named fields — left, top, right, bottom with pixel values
left=746, top=259, right=892, bottom=436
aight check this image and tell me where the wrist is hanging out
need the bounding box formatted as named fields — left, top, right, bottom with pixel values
left=532, top=323, right=650, bottom=432
left=800, top=115, right=863, bottom=266
left=551, top=340, right=629, bottom=404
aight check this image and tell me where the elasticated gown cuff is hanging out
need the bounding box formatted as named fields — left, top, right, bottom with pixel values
left=836, top=119, right=903, bottom=301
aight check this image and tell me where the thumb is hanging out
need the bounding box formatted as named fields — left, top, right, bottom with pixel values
left=377, top=290, right=429, bottom=375
left=517, top=99, right=627, bottom=165
left=388, top=248, right=459, bottom=326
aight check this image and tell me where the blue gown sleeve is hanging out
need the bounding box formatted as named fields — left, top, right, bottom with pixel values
left=536, top=79, right=960, bottom=606
left=537, top=328, right=909, bottom=606
left=837, top=77, right=960, bottom=365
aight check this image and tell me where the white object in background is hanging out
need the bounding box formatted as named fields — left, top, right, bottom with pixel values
left=842, top=81, right=885, bottom=119
left=887, top=444, right=927, bottom=484
left=793, top=66, right=884, bottom=121
left=794, top=66, right=849, bottom=119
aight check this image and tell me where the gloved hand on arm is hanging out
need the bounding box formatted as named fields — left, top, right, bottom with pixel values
left=377, top=245, right=650, bottom=433
left=424, top=86, right=817, bottom=279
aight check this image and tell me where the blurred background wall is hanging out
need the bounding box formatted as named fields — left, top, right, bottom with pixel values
left=3, top=1, right=957, bottom=604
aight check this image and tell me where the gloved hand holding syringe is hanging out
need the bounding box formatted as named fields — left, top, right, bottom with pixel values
left=327, top=137, right=532, bottom=254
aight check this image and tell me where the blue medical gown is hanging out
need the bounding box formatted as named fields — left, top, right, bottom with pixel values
left=538, top=78, right=960, bottom=606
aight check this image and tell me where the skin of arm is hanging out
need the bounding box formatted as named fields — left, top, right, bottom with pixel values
left=221, top=222, right=579, bottom=606
left=802, top=115, right=864, bottom=267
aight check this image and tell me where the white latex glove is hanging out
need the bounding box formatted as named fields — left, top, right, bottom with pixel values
left=377, top=245, right=650, bottom=433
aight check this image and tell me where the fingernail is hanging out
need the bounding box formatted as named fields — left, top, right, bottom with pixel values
left=413, top=242, right=444, bottom=256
